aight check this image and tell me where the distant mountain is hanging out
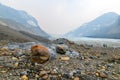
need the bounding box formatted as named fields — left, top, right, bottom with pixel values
left=65, top=12, right=120, bottom=39
left=0, top=3, right=50, bottom=38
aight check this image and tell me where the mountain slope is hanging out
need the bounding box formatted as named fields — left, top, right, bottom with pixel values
left=65, top=12, right=120, bottom=39
left=0, top=3, right=50, bottom=38
left=0, top=24, right=34, bottom=42
left=0, top=22, right=50, bottom=43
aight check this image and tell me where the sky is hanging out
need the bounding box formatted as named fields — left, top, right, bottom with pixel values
left=0, top=0, right=120, bottom=34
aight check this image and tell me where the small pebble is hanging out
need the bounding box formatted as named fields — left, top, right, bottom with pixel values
left=95, top=72, right=99, bottom=76
left=60, top=56, right=70, bottom=61
left=74, top=77, right=80, bottom=80
left=14, top=62, right=19, bottom=67
left=42, top=74, right=49, bottom=80
left=39, top=70, right=47, bottom=77
left=12, top=57, right=18, bottom=61
left=99, top=72, right=107, bottom=78
left=21, top=75, right=28, bottom=80
left=1, top=71, right=6, bottom=73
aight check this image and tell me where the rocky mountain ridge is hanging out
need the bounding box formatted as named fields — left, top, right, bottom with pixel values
left=65, top=12, right=120, bottom=39
left=0, top=3, right=50, bottom=38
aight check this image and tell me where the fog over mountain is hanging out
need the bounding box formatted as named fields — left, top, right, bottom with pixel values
left=65, top=12, right=120, bottom=39
left=0, top=3, right=50, bottom=38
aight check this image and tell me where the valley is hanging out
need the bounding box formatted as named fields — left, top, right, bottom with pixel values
left=0, top=3, right=120, bottom=80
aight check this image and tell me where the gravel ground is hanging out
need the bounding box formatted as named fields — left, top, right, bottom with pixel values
left=0, top=41, right=120, bottom=80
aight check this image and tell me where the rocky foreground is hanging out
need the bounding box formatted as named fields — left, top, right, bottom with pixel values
left=0, top=39, right=120, bottom=80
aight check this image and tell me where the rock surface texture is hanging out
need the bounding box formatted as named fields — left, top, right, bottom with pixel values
left=30, top=44, right=50, bottom=64
left=0, top=40, right=120, bottom=80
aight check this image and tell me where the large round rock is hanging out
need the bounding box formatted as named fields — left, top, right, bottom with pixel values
left=30, top=45, right=50, bottom=64
left=56, top=45, right=66, bottom=54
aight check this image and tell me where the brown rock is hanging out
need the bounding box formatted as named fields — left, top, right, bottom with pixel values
left=118, top=76, right=120, bottom=80
left=50, top=70, right=58, bottom=75
left=42, top=74, right=49, bottom=80
left=21, top=75, right=28, bottom=80
left=95, top=72, right=99, bottom=76
left=56, top=45, right=66, bottom=54
left=39, top=70, right=47, bottom=77
left=1, top=71, right=7, bottom=74
left=14, top=62, right=19, bottom=67
left=30, top=45, right=50, bottom=64
left=50, top=70, right=55, bottom=75
left=0, top=47, right=9, bottom=51
left=59, top=56, right=70, bottom=61
left=101, top=66, right=106, bottom=71
left=12, top=57, right=18, bottom=61
left=99, top=72, right=107, bottom=78
left=113, top=55, right=120, bottom=60
left=74, top=77, right=80, bottom=80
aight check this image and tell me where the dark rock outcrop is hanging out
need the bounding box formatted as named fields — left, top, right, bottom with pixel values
left=56, top=45, right=66, bottom=54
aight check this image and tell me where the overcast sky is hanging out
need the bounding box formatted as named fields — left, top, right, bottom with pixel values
left=0, top=0, right=120, bottom=34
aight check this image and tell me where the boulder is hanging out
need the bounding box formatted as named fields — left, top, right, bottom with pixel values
left=56, top=45, right=66, bottom=54
left=30, top=44, right=50, bottom=64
